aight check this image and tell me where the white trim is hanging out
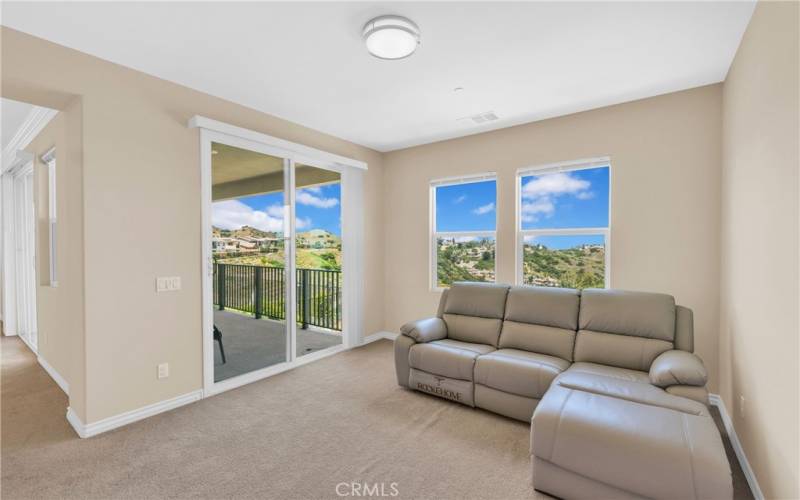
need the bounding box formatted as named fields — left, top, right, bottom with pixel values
left=515, top=159, right=612, bottom=288
left=708, top=393, right=763, bottom=500
left=204, top=344, right=347, bottom=397
left=517, top=155, right=611, bottom=177
left=66, top=390, right=203, bottom=439
left=430, top=173, right=498, bottom=290
left=188, top=115, right=366, bottom=170
left=430, top=171, right=497, bottom=188
left=64, top=329, right=393, bottom=439
left=1, top=106, right=58, bottom=172
left=363, top=331, right=398, bottom=344
left=37, top=355, right=69, bottom=395
left=197, top=124, right=364, bottom=398
left=42, top=148, right=58, bottom=287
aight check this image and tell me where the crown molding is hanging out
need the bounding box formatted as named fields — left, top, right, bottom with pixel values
left=2, top=105, right=58, bottom=173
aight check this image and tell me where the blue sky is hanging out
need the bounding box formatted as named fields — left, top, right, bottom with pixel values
left=436, top=167, right=609, bottom=248
left=524, top=234, right=604, bottom=250
left=520, top=167, right=609, bottom=230
left=213, top=183, right=341, bottom=235
left=436, top=180, right=497, bottom=232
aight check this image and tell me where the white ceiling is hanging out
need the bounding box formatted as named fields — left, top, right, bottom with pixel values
left=1, top=98, right=34, bottom=151
left=1, top=2, right=755, bottom=152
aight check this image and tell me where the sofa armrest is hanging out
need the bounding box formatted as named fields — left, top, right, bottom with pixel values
left=650, top=350, right=708, bottom=388
left=400, top=317, right=447, bottom=343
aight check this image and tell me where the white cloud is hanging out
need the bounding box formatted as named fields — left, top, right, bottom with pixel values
left=453, top=195, right=467, bottom=204
left=520, top=172, right=592, bottom=222
left=266, top=204, right=311, bottom=229
left=295, top=217, right=311, bottom=229
left=303, top=186, right=322, bottom=194
left=213, top=200, right=284, bottom=232
left=213, top=200, right=311, bottom=232
left=266, top=204, right=285, bottom=218
left=520, top=198, right=555, bottom=222
left=472, top=202, right=495, bottom=215
left=521, top=172, right=590, bottom=199
left=296, top=189, right=338, bottom=209
left=454, top=236, right=477, bottom=243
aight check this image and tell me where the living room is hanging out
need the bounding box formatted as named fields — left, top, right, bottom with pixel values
left=0, top=1, right=797, bottom=499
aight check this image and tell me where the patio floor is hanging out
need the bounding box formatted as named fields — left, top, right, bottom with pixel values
left=213, top=309, right=342, bottom=382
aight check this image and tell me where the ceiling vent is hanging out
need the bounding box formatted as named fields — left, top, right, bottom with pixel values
left=460, top=111, right=499, bottom=124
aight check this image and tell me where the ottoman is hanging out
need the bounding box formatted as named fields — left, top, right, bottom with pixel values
left=531, top=372, right=732, bottom=499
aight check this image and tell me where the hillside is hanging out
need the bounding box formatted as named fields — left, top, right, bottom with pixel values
left=436, top=238, right=496, bottom=287
left=296, top=229, right=341, bottom=249
left=522, top=244, right=604, bottom=289
left=213, top=225, right=278, bottom=240
left=435, top=238, right=604, bottom=289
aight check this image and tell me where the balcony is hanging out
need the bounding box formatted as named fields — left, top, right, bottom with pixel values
left=213, top=263, right=342, bottom=382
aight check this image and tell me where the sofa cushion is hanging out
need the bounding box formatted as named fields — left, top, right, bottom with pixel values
left=553, top=371, right=707, bottom=415
left=474, top=349, right=569, bottom=399
left=498, top=321, right=576, bottom=361
left=531, top=377, right=731, bottom=500
left=573, top=330, right=673, bottom=372
left=504, top=285, right=580, bottom=330
left=579, top=289, right=676, bottom=342
left=443, top=313, right=503, bottom=346
left=566, top=361, right=650, bottom=384
left=443, top=282, right=509, bottom=319
left=408, top=339, right=494, bottom=381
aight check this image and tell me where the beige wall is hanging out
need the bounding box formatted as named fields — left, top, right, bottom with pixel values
left=720, top=1, right=800, bottom=498
left=2, top=27, right=385, bottom=423
left=383, top=85, right=723, bottom=392
left=23, top=101, right=87, bottom=419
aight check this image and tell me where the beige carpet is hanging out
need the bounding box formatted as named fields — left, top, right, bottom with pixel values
left=2, top=337, right=545, bottom=499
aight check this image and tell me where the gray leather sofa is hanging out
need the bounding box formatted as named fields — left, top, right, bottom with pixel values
left=394, top=282, right=732, bottom=499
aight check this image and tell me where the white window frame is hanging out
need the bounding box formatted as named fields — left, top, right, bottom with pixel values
left=41, top=147, right=57, bottom=287
left=430, top=172, right=497, bottom=291
left=515, top=157, right=611, bottom=288
left=190, top=115, right=366, bottom=398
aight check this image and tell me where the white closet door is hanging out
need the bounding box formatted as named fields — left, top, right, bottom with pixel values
left=13, top=167, right=37, bottom=352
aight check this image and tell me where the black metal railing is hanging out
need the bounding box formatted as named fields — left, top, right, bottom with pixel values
left=213, top=263, right=342, bottom=331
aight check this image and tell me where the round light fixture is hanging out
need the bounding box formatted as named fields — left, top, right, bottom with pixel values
left=362, top=15, right=420, bottom=60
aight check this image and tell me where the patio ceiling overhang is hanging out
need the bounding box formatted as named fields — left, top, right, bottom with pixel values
left=212, top=142, right=340, bottom=201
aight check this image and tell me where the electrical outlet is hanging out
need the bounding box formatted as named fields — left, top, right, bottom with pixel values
left=739, top=395, right=745, bottom=418
left=158, top=363, right=169, bottom=379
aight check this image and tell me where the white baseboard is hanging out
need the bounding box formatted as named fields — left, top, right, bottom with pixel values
left=363, top=331, right=398, bottom=344
left=708, top=393, right=764, bottom=500
left=37, top=355, right=69, bottom=396
left=66, top=390, right=203, bottom=439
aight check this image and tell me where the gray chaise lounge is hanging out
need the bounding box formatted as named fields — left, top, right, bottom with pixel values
left=394, top=282, right=732, bottom=499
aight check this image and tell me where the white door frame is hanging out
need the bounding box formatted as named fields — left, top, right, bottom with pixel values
left=192, top=117, right=366, bottom=397
left=2, top=152, right=38, bottom=352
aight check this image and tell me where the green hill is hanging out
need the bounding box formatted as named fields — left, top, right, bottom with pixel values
left=522, top=244, right=604, bottom=289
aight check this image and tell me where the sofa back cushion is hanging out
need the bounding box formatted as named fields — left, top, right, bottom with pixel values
left=442, top=282, right=509, bottom=346
left=498, top=286, right=580, bottom=360
left=574, top=289, right=676, bottom=371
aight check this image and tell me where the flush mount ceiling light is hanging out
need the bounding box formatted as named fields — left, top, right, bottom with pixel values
left=362, top=15, right=420, bottom=60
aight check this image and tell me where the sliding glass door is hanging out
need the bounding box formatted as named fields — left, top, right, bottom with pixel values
left=294, top=163, right=343, bottom=358
left=204, top=134, right=345, bottom=391
left=210, top=142, right=291, bottom=382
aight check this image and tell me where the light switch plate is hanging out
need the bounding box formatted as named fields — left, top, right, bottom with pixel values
left=156, top=277, right=181, bottom=292
left=158, top=363, right=169, bottom=379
